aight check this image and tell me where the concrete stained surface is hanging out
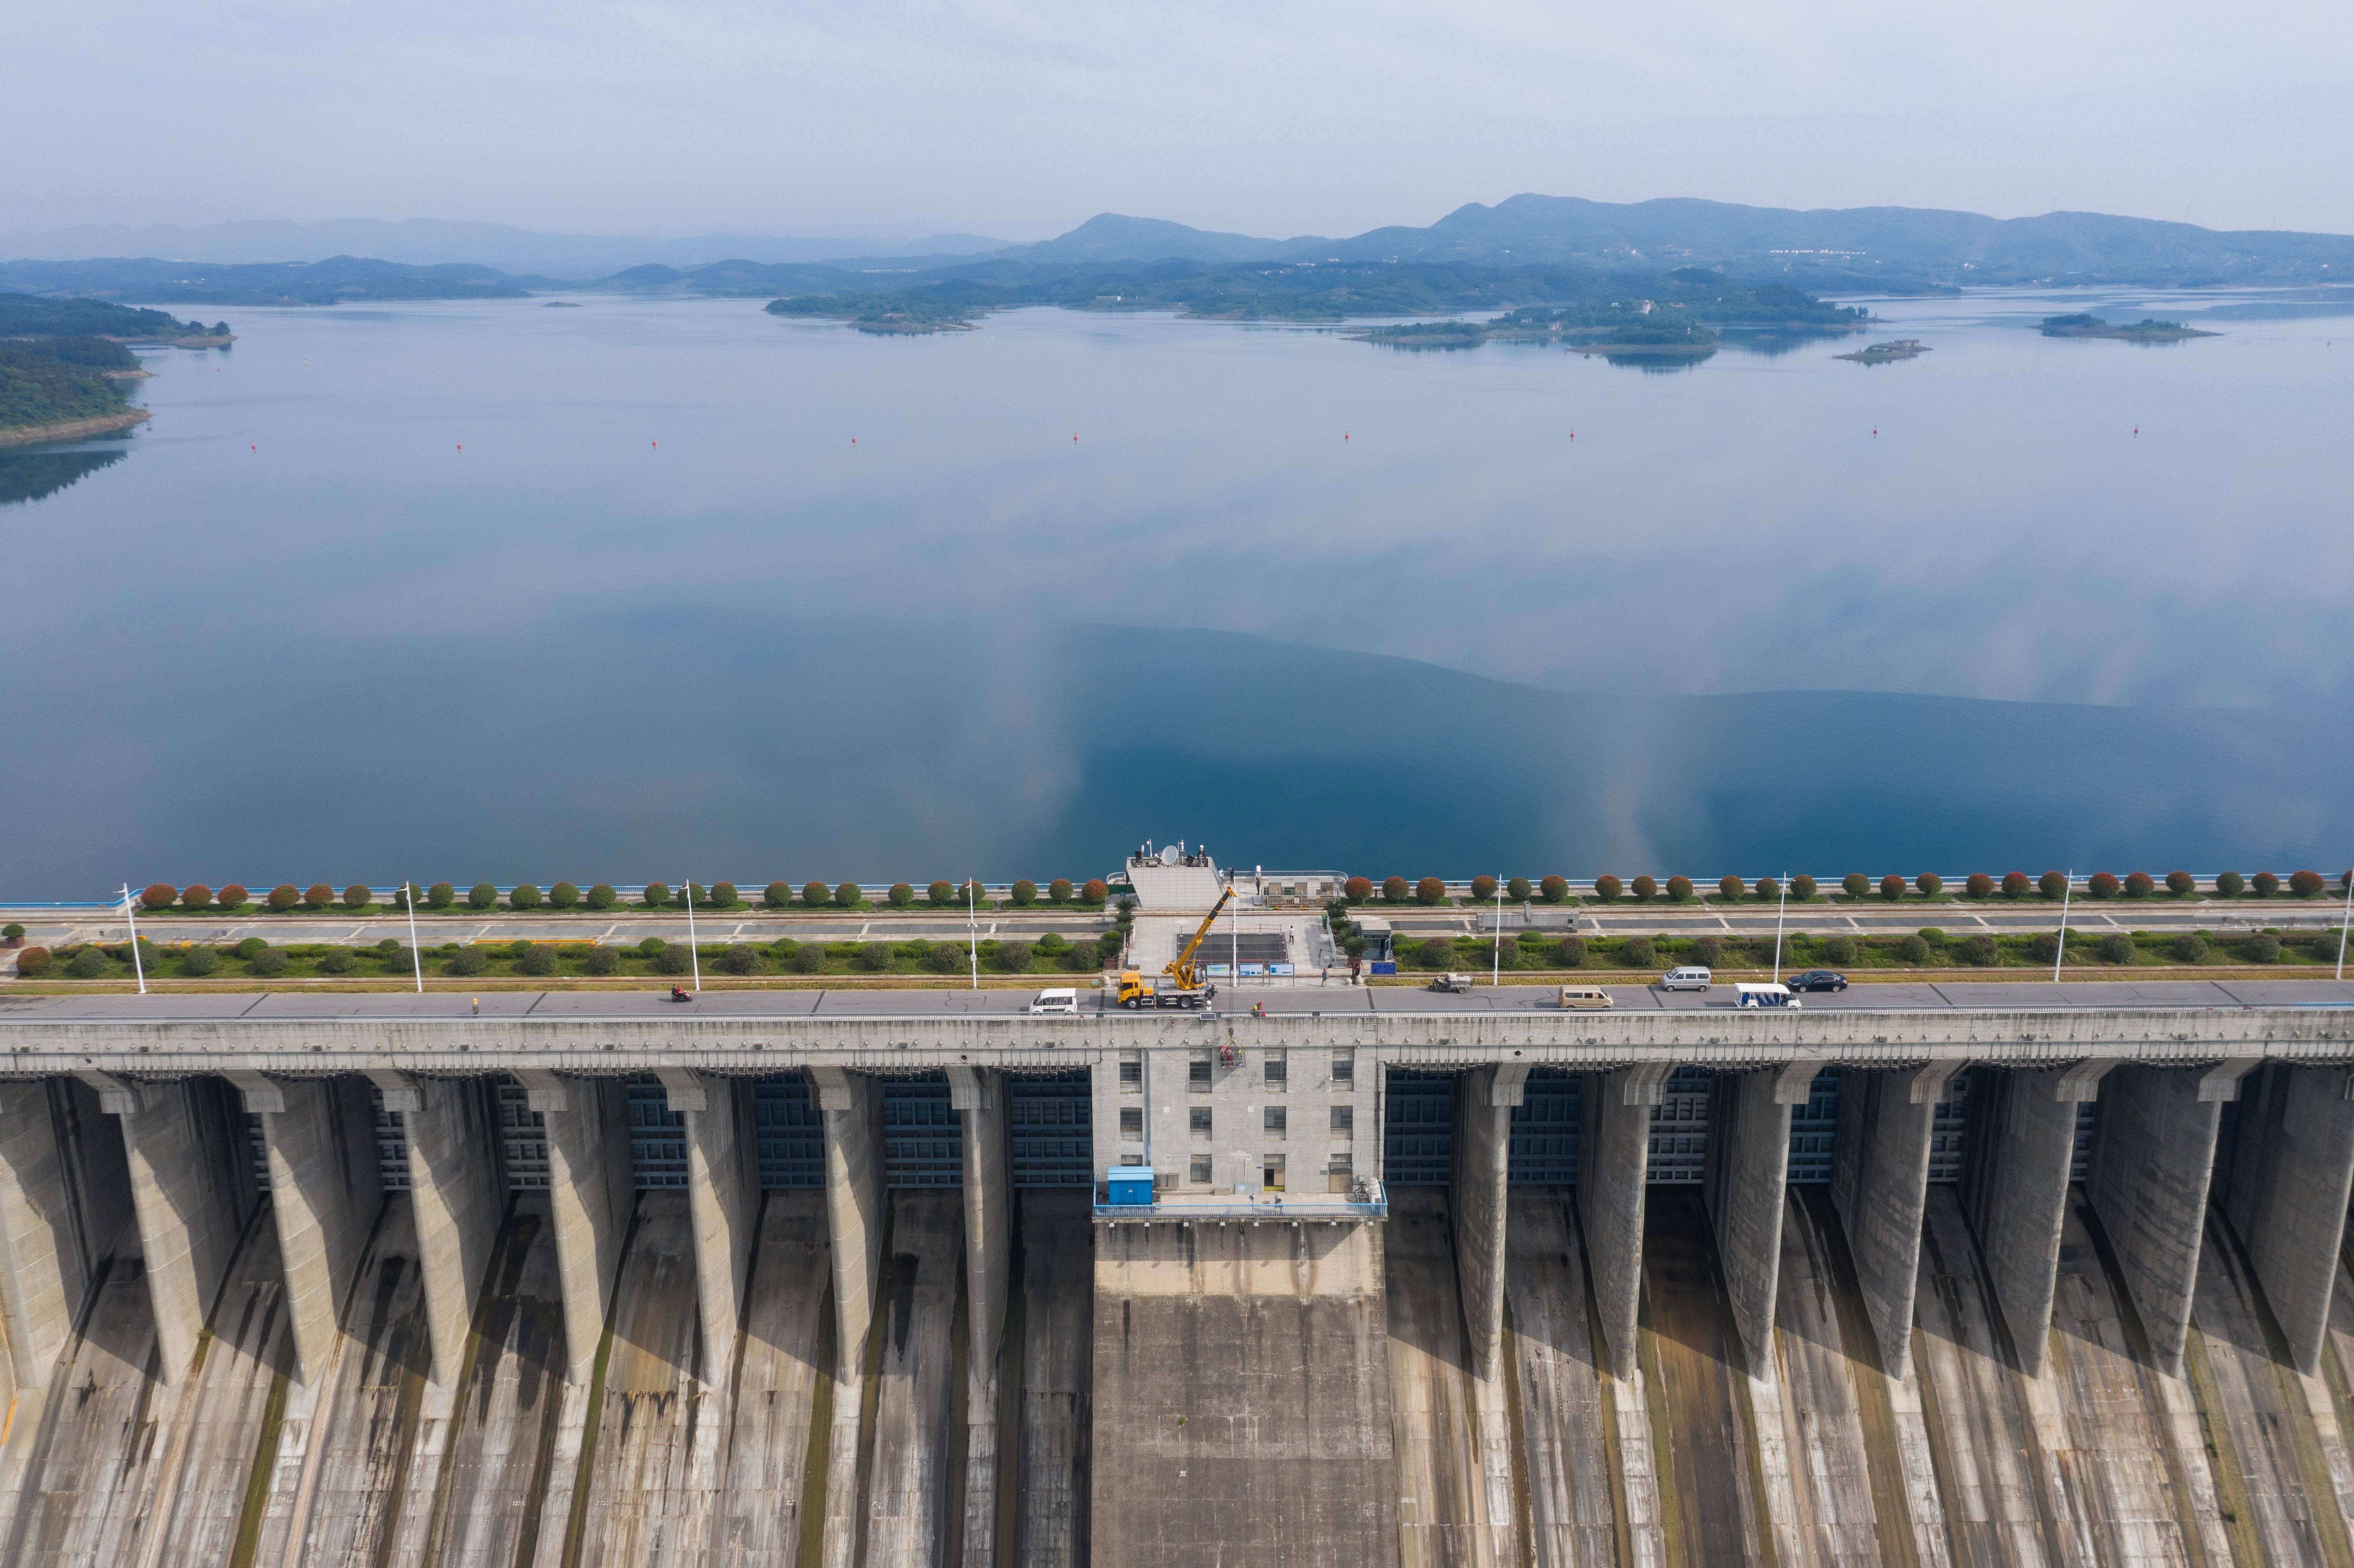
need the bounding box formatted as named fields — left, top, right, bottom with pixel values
left=1504, top=1192, right=1628, bottom=1568
left=857, top=1191, right=963, bottom=1568
left=713, top=1192, right=830, bottom=1567
left=1387, top=1188, right=1515, bottom=1568
left=1015, top=1190, right=1091, bottom=1568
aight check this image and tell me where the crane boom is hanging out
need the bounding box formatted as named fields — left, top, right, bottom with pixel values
left=1167, top=885, right=1236, bottom=990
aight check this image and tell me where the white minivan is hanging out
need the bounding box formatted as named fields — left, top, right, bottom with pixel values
left=1028, top=988, right=1079, bottom=1015
left=1659, top=966, right=1713, bottom=992
left=1735, top=982, right=1800, bottom=1009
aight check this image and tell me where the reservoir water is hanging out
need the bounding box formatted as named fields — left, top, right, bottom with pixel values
left=3, top=286, right=2350, bottom=893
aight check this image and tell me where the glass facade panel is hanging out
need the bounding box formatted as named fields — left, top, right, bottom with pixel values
left=371, top=1084, right=412, bottom=1192
left=1009, top=1072, right=1092, bottom=1187
left=1647, top=1067, right=1713, bottom=1184
left=884, top=1073, right=961, bottom=1188
left=626, top=1073, right=689, bottom=1189
left=1928, top=1070, right=1971, bottom=1184
left=496, top=1076, right=551, bottom=1189
left=1384, top=1068, right=1454, bottom=1186
left=1786, top=1067, right=1841, bottom=1185
left=1509, top=1067, right=1581, bottom=1185
left=754, top=1075, right=824, bottom=1189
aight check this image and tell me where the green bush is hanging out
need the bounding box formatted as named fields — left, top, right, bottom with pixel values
left=584, top=946, right=619, bottom=975
left=998, top=940, right=1033, bottom=972
left=1541, top=875, right=1568, bottom=902
left=926, top=943, right=966, bottom=974
left=856, top=942, right=896, bottom=973
left=588, top=883, right=617, bottom=909
left=1417, top=937, right=1454, bottom=967
left=249, top=947, right=289, bottom=977
left=712, top=882, right=739, bottom=907
left=2124, top=872, right=2154, bottom=897
left=1792, top=874, right=1818, bottom=900
left=467, top=883, right=497, bottom=909
left=719, top=944, right=760, bottom=974
left=1689, top=935, right=1723, bottom=965
left=1965, top=874, right=1993, bottom=898
left=2096, top=933, right=2135, bottom=964
left=178, top=886, right=213, bottom=911
left=1666, top=876, right=1693, bottom=902
left=2217, top=871, right=2246, bottom=896
left=181, top=947, right=221, bottom=976
left=2170, top=933, right=2208, bottom=963
left=770, top=937, right=799, bottom=961
left=1843, top=874, right=1869, bottom=898
left=1036, top=932, right=1069, bottom=955
left=319, top=948, right=356, bottom=974
left=427, top=882, right=455, bottom=908
left=764, top=882, right=793, bottom=908
left=342, top=884, right=371, bottom=910
left=1915, top=873, right=1943, bottom=897
left=236, top=936, right=269, bottom=958
left=1555, top=936, right=1588, bottom=968
left=510, top=884, right=543, bottom=910
left=2167, top=871, right=2195, bottom=896
left=1821, top=935, right=1856, bottom=964
left=2088, top=872, right=2120, bottom=899
left=1918, top=927, right=1946, bottom=944
left=890, top=883, right=915, bottom=907
left=14, top=946, right=50, bottom=976
left=2028, top=932, right=2061, bottom=963
left=1619, top=937, right=1656, bottom=968
left=1959, top=934, right=1999, bottom=965
left=685, top=883, right=709, bottom=908
left=1049, top=879, right=1073, bottom=904
left=2254, top=872, right=2281, bottom=897
left=1594, top=875, right=1622, bottom=901
left=2039, top=871, right=2067, bottom=899
left=1719, top=875, right=1744, bottom=902
left=654, top=946, right=692, bottom=975
left=268, top=884, right=301, bottom=911
left=928, top=880, right=956, bottom=906
left=793, top=944, right=828, bottom=974
left=1011, top=880, right=1038, bottom=906
left=305, top=883, right=335, bottom=909
left=1471, top=875, right=1498, bottom=901
left=1756, top=877, right=1781, bottom=902
left=645, top=882, right=674, bottom=908
left=219, top=884, right=249, bottom=909
left=1065, top=940, right=1102, bottom=970
left=1631, top=876, right=1657, bottom=901
left=445, top=947, right=488, bottom=976
left=519, top=945, right=557, bottom=976
left=1879, top=875, right=1906, bottom=902
left=1893, top=934, right=1930, bottom=963
left=2244, top=933, right=2281, bottom=963
left=1416, top=877, right=1446, bottom=905
left=1508, top=876, right=1532, bottom=901
left=375, top=942, right=410, bottom=969
left=834, top=881, right=860, bottom=908
left=2292, top=870, right=2326, bottom=896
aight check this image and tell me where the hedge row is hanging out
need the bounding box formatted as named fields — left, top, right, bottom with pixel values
left=1393, top=926, right=2345, bottom=971
left=130, top=878, right=1117, bottom=915
left=1339, top=870, right=2347, bottom=906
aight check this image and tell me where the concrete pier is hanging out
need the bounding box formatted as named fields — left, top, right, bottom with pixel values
left=1830, top=1062, right=1953, bottom=1381
left=813, top=1064, right=887, bottom=1568
left=659, top=1067, right=756, bottom=1398
left=1014, top=1190, right=1093, bottom=1568
left=97, top=1073, right=258, bottom=1384
left=0, top=1079, right=129, bottom=1395
left=716, top=1192, right=831, bottom=1567
left=1958, top=1063, right=2109, bottom=1376
left=860, top=1191, right=965, bottom=1568
left=2082, top=1064, right=2224, bottom=1375
left=1578, top=1062, right=1668, bottom=1379
left=951, top=1065, right=1011, bottom=1567
left=2214, top=1063, right=2354, bottom=1375
left=517, top=1069, right=634, bottom=1385
left=1703, top=1062, right=1814, bottom=1372
left=237, top=1073, right=382, bottom=1386
left=377, top=1070, right=505, bottom=1390
left=1449, top=1062, right=1523, bottom=1382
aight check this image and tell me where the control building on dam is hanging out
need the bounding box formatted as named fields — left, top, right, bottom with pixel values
left=8, top=995, right=2354, bottom=1567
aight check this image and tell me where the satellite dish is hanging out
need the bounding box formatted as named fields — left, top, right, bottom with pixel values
left=1159, top=844, right=1181, bottom=867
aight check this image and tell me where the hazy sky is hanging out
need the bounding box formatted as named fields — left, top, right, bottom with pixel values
left=7, top=0, right=2352, bottom=240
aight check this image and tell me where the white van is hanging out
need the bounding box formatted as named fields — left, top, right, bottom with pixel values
left=1028, top=988, right=1079, bottom=1015
left=1660, top=966, right=1713, bottom=992
left=1735, top=982, right=1800, bottom=1009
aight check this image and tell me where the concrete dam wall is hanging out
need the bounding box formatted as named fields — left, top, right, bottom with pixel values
left=5, top=1055, right=2354, bottom=1565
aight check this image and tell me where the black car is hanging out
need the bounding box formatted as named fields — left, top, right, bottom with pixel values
left=1787, top=970, right=1848, bottom=992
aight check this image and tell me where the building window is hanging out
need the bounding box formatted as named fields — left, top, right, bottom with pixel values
left=1120, top=1107, right=1143, bottom=1141
left=1263, top=1152, right=1286, bottom=1191
left=1264, top=1050, right=1287, bottom=1088
left=1331, top=1051, right=1354, bottom=1086
left=1328, top=1154, right=1354, bottom=1193
left=1331, top=1104, right=1353, bottom=1134
left=1189, top=1052, right=1212, bottom=1089
left=1119, top=1054, right=1142, bottom=1088
left=1189, top=1155, right=1213, bottom=1185
left=1264, top=1106, right=1287, bottom=1138
left=1121, top=1153, right=1145, bottom=1167
left=1190, top=1107, right=1212, bottom=1139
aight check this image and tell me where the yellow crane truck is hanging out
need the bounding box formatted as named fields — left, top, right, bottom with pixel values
left=1115, top=885, right=1234, bottom=1009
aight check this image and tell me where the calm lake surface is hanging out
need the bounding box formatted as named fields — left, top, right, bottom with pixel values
left=5, top=286, right=2351, bottom=893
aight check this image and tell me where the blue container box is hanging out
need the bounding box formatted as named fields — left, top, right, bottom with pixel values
left=1106, top=1168, right=1157, bottom=1207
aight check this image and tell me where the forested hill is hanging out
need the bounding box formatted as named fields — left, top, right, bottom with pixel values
left=0, top=347, right=135, bottom=432
left=0, top=256, right=539, bottom=306
left=0, top=292, right=227, bottom=342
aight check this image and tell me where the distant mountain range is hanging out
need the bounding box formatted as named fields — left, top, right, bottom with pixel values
left=6, top=197, right=2351, bottom=305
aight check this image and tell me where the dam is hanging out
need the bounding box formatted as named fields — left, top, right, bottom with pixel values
left=4, top=984, right=2354, bottom=1566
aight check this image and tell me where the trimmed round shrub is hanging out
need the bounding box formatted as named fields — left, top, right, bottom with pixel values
left=519, top=945, right=557, bottom=976
left=792, top=944, right=829, bottom=974
left=319, top=947, right=356, bottom=974
left=2001, top=871, right=2030, bottom=898
left=445, top=947, right=488, bottom=976
left=998, top=941, right=1033, bottom=972
left=770, top=937, right=798, bottom=961
left=1843, top=873, right=1869, bottom=898
left=710, top=882, right=738, bottom=907
left=342, top=884, right=371, bottom=910
left=1037, top=932, right=1069, bottom=955
left=1966, top=873, right=1994, bottom=898
left=1666, top=876, right=1694, bottom=902
left=1010, top=880, right=1038, bottom=907
left=1416, top=877, right=1446, bottom=906
left=236, top=936, right=269, bottom=958
left=245, top=947, right=287, bottom=977
left=2292, top=869, right=2326, bottom=896
left=718, top=944, right=760, bottom=974
left=1916, top=872, right=1943, bottom=896
left=1554, top=936, right=1588, bottom=968
left=0, top=923, right=18, bottom=941
left=426, top=883, right=454, bottom=908
left=1049, top=879, right=1073, bottom=904
left=305, top=882, right=335, bottom=908
left=2254, top=872, right=2281, bottom=897
left=2087, top=872, right=2120, bottom=899
left=1631, top=875, right=1657, bottom=900
left=647, top=882, right=675, bottom=908
left=1417, top=937, right=1454, bottom=967
left=890, top=883, right=915, bottom=907
left=1081, top=879, right=1108, bottom=904
left=2170, top=934, right=2208, bottom=963
left=180, top=947, right=221, bottom=976
left=1066, top=940, right=1102, bottom=971
left=856, top=942, right=895, bottom=973
left=685, top=883, right=709, bottom=908
left=1893, top=934, right=1931, bottom=964
left=140, top=883, right=176, bottom=910
left=1471, top=875, right=1498, bottom=901
left=2028, top=932, right=2061, bottom=963
left=1507, top=876, right=1532, bottom=901
left=62, top=948, right=111, bottom=978
left=2217, top=871, right=2246, bottom=896
left=2124, top=872, right=2154, bottom=897
left=551, top=882, right=580, bottom=908
left=928, top=880, right=956, bottom=906
left=1821, top=935, right=1857, bottom=965
left=1594, top=874, right=1623, bottom=902
left=1879, top=875, right=1906, bottom=902
left=510, top=884, right=543, bottom=910
left=2096, top=933, right=2135, bottom=964
left=1541, top=874, right=1568, bottom=902
left=588, top=883, right=617, bottom=909
left=765, top=882, right=794, bottom=908
left=180, top=884, right=214, bottom=910
left=638, top=936, right=667, bottom=956
left=584, top=946, right=619, bottom=975
left=375, top=941, right=409, bottom=968
left=2244, top=933, right=2281, bottom=963
left=1719, top=875, right=1744, bottom=901
left=1959, top=933, right=1999, bottom=965
left=1690, top=935, right=1723, bottom=966
left=1918, top=927, right=1946, bottom=945
left=926, top=943, right=965, bottom=974
left=2166, top=871, right=2195, bottom=896
left=1382, top=876, right=1409, bottom=903
left=657, top=946, right=694, bottom=975
left=1791, top=874, right=1818, bottom=900
left=1344, top=876, right=1373, bottom=903
left=218, top=883, right=249, bottom=909
left=1618, top=937, right=1657, bottom=968
left=468, top=883, right=498, bottom=910
left=1756, top=877, right=1781, bottom=902
left=2039, top=871, right=2067, bottom=899
left=14, top=947, right=51, bottom=976
left=268, top=884, right=301, bottom=911
left=964, top=880, right=987, bottom=908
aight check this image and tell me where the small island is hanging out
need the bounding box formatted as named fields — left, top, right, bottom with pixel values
left=766, top=290, right=979, bottom=334
left=0, top=342, right=152, bottom=445
left=0, top=292, right=232, bottom=347
left=2039, top=313, right=2216, bottom=341
left=1836, top=338, right=1930, bottom=364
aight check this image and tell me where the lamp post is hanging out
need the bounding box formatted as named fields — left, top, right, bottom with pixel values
left=120, top=885, right=147, bottom=996
left=1772, top=874, right=1787, bottom=983
left=2053, top=871, right=2073, bottom=983
left=404, top=881, right=424, bottom=992
left=2336, top=868, right=2352, bottom=982
left=968, top=877, right=979, bottom=990
left=1492, top=875, right=1504, bottom=986
left=683, top=877, right=701, bottom=992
